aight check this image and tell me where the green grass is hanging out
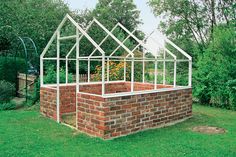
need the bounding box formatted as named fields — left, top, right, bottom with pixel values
left=0, top=104, right=236, bottom=157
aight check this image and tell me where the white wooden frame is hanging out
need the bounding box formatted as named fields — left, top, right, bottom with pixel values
left=40, top=14, right=192, bottom=125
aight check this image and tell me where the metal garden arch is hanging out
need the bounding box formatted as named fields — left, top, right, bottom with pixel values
left=16, top=37, right=39, bottom=101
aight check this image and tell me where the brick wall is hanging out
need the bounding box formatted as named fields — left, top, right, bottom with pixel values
left=79, top=82, right=173, bottom=94
left=77, top=93, right=106, bottom=137
left=40, top=87, right=57, bottom=120
left=40, top=85, right=76, bottom=120
left=77, top=87, right=192, bottom=139
left=40, top=82, right=192, bottom=139
left=79, top=82, right=129, bottom=95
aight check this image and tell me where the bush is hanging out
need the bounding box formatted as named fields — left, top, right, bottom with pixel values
left=44, top=65, right=73, bottom=84
left=26, top=78, right=40, bottom=106
left=193, top=25, right=236, bottom=110
left=0, top=80, right=15, bottom=102
left=0, top=101, right=16, bottom=111
left=226, top=79, right=236, bottom=110
left=0, top=56, right=26, bottom=85
left=93, top=61, right=145, bottom=82
left=94, top=61, right=130, bottom=81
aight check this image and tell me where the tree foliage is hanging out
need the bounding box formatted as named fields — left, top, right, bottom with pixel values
left=0, top=0, right=71, bottom=54
left=149, top=0, right=236, bottom=110
left=0, top=80, right=16, bottom=102
left=148, top=0, right=235, bottom=55
left=92, top=0, right=141, bottom=30
left=74, top=0, right=143, bottom=73
left=194, top=25, right=236, bottom=109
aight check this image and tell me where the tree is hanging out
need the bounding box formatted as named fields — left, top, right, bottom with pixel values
left=148, top=0, right=235, bottom=55
left=92, top=0, right=141, bottom=30
left=194, top=25, right=236, bottom=110
left=148, top=0, right=236, bottom=110
left=75, top=0, right=143, bottom=73
left=0, top=0, right=71, bottom=54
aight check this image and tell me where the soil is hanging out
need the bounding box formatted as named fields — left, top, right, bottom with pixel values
left=192, top=126, right=226, bottom=134
left=12, top=97, right=26, bottom=109
left=61, top=113, right=76, bottom=127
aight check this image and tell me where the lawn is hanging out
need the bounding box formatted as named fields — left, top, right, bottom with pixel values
left=0, top=104, right=236, bottom=157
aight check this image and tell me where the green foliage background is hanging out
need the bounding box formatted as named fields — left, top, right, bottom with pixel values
left=149, top=0, right=236, bottom=110
left=0, top=57, right=26, bottom=85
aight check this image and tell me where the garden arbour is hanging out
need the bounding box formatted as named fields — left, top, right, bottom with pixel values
left=40, top=14, right=192, bottom=139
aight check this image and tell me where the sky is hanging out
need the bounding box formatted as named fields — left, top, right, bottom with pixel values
left=64, top=0, right=160, bottom=35
left=64, top=0, right=165, bottom=55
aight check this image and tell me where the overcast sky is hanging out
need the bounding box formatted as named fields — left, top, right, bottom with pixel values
left=64, top=0, right=160, bottom=35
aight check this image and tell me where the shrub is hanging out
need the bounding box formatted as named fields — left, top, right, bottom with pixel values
left=0, top=101, right=16, bottom=111
left=26, top=78, right=40, bottom=106
left=0, top=57, right=26, bottom=85
left=0, top=80, right=15, bottom=102
left=94, top=61, right=130, bottom=81
left=93, top=61, right=145, bottom=81
left=193, top=25, right=236, bottom=110
left=227, top=79, right=236, bottom=110
left=44, top=65, right=73, bottom=84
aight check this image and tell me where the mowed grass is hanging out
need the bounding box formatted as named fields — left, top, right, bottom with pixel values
left=0, top=104, right=236, bottom=157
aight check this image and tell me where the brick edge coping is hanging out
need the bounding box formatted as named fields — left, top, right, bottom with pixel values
left=98, top=86, right=192, bottom=98
left=41, top=83, right=191, bottom=98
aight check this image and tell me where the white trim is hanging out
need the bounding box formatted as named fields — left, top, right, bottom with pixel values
left=164, top=38, right=192, bottom=60
left=40, top=14, right=193, bottom=116
left=66, top=15, right=105, bottom=55
left=174, top=60, right=177, bottom=87
left=56, top=31, right=60, bottom=123
left=124, top=59, right=126, bottom=81
left=42, top=80, right=126, bottom=87
left=107, top=58, right=109, bottom=82
left=154, top=57, right=158, bottom=89
left=117, top=23, right=156, bottom=58
left=131, top=58, right=134, bottom=92
left=89, top=23, right=119, bottom=58
left=163, top=50, right=166, bottom=85
left=142, top=52, right=145, bottom=83
left=102, top=54, right=105, bottom=96
left=103, top=86, right=191, bottom=98
left=66, top=44, right=76, bottom=58
left=40, top=15, right=68, bottom=86
left=59, top=35, right=77, bottom=40
left=188, top=60, right=192, bottom=87
left=109, top=30, right=136, bottom=57
left=59, top=85, right=191, bottom=98
left=41, top=15, right=68, bottom=58
left=75, top=28, right=79, bottom=129
left=88, top=59, right=90, bottom=82
left=93, top=18, right=134, bottom=57
left=61, top=122, right=77, bottom=130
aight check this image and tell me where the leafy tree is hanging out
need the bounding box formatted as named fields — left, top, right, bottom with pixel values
left=92, top=0, right=141, bottom=30
left=194, top=25, right=236, bottom=109
left=148, top=0, right=235, bottom=55
left=0, top=0, right=71, bottom=54
left=148, top=0, right=236, bottom=110
left=74, top=0, right=143, bottom=73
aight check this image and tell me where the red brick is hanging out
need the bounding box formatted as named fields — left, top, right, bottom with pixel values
left=40, top=83, right=192, bottom=140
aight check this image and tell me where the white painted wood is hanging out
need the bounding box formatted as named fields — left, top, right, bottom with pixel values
left=56, top=31, right=60, bottom=123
